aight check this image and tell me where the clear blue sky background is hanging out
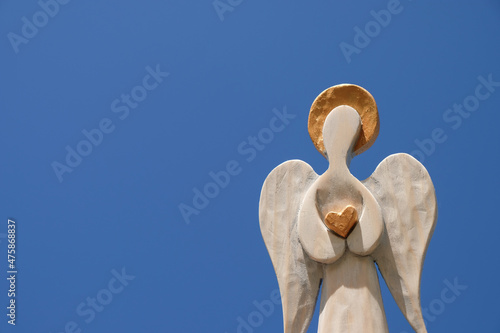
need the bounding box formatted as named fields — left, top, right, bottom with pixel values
left=1, top=1, right=499, bottom=332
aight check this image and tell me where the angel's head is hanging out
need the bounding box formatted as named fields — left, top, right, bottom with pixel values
left=308, top=84, right=380, bottom=160
left=322, top=105, right=361, bottom=166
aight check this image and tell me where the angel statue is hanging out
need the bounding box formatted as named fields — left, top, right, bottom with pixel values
left=259, top=84, right=437, bottom=333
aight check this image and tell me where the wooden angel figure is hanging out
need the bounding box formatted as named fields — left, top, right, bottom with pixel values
left=259, top=84, right=437, bottom=333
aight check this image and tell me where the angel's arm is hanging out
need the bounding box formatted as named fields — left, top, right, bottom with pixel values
left=297, top=185, right=345, bottom=264
left=347, top=184, right=384, bottom=256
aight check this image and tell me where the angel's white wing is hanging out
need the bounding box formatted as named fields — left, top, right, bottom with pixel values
left=259, top=160, right=323, bottom=333
left=363, top=153, right=437, bottom=333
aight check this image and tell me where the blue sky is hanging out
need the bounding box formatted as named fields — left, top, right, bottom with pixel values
left=0, top=1, right=499, bottom=332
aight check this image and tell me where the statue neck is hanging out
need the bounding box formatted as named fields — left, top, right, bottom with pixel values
left=326, top=151, right=352, bottom=176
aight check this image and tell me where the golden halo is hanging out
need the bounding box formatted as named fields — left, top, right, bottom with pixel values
left=308, top=84, right=379, bottom=158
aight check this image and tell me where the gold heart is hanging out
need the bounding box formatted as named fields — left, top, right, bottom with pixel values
left=324, top=206, right=358, bottom=238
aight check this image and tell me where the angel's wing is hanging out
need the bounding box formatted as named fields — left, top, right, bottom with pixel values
left=363, top=153, right=437, bottom=333
left=259, top=160, right=323, bottom=333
